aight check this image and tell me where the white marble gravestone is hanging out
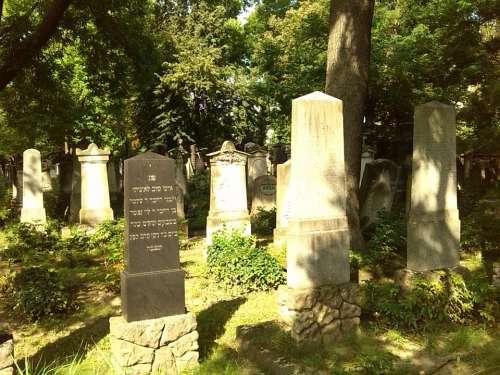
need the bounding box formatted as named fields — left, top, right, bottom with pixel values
left=407, top=102, right=460, bottom=271
left=274, top=160, right=291, bottom=247
left=20, top=149, right=46, bottom=224
left=206, top=141, right=251, bottom=243
left=76, top=143, right=114, bottom=225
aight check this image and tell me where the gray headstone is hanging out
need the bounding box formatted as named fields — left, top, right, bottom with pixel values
left=251, top=175, right=277, bottom=214
left=121, top=152, right=185, bottom=322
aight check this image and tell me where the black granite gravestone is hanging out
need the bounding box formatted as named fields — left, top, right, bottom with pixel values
left=121, top=152, right=185, bottom=322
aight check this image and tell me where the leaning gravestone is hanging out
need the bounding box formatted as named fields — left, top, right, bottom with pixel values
left=407, top=102, right=460, bottom=271
left=206, top=141, right=251, bottom=243
left=76, top=144, right=114, bottom=225
left=277, top=92, right=361, bottom=344
left=251, top=175, right=277, bottom=215
left=20, top=149, right=46, bottom=224
left=359, top=159, right=399, bottom=228
left=273, top=160, right=291, bottom=247
left=110, top=152, right=199, bottom=375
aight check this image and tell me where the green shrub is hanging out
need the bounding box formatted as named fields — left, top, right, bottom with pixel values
left=358, top=210, right=406, bottom=277
left=11, top=267, right=76, bottom=321
left=207, top=229, right=286, bottom=292
left=186, top=171, right=210, bottom=229
left=251, top=207, right=276, bottom=236
left=362, top=272, right=477, bottom=329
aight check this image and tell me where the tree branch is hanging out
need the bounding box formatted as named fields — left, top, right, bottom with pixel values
left=0, top=0, right=73, bottom=91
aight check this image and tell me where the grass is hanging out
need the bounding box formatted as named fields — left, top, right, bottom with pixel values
left=1, top=227, right=499, bottom=374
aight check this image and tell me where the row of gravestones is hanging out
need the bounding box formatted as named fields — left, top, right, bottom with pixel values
left=0, top=93, right=475, bottom=375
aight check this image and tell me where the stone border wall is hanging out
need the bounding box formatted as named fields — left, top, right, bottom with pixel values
left=110, top=313, right=199, bottom=375
left=0, top=333, right=14, bottom=375
left=277, top=283, right=361, bottom=344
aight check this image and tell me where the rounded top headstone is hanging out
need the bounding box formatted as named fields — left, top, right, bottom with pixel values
left=221, top=141, right=236, bottom=153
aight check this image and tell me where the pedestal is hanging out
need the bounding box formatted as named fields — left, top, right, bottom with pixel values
left=109, top=313, right=199, bottom=375
left=206, top=212, right=251, bottom=244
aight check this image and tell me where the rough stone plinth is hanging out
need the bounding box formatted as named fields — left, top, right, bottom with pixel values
left=277, top=284, right=361, bottom=344
left=20, top=149, right=46, bottom=224
left=206, top=141, right=251, bottom=243
left=0, top=333, right=14, bottom=375
left=407, top=102, right=460, bottom=271
left=110, top=313, right=198, bottom=375
left=76, top=144, right=114, bottom=225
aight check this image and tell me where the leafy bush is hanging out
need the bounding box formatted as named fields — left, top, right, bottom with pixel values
left=362, top=272, right=478, bottom=329
left=186, top=171, right=210, bottom=229
left=207, top=229, right=286, bottom=292
left=251, top=207, right=276, bottom=236
left=11, top=267, right=76, bottom=321
left=358, top=210, right=406, bottom=277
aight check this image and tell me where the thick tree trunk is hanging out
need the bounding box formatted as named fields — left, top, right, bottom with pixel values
left=325, top=0, right=374, bottom=251
left=0, top=0, right=73, bottom=91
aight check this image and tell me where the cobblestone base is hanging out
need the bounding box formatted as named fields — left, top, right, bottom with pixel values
left=277, top=283, right=361, bottom=344
left=109, top=313, right=199, bottom=375
left=0, top=333, right=14, bottom=375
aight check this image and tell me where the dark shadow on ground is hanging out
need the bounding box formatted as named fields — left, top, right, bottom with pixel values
left=196, top=296, right=246, bottom=359
left=18, top=316, right=110, bottom=371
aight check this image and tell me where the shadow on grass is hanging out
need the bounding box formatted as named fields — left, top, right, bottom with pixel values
left=197, top=296, right=247, bottom=360
left=18, top=316, right=109, bottom=372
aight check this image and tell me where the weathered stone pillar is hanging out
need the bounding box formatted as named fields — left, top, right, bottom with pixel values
left=407, top=102, right=460, bottom=271
left=20, top=149, right=46, bottom=224
left=0, top=332, right=14, bottom=375
left=76, top=143, right=114, bottom=225
left=278, top=92, right=360, bottom=344
left=206, top=141, right=250, bottom=243
left=273, top=160, right=291, bottom=247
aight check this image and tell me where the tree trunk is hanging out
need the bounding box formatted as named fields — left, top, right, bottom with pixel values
left=0, top=0, right=73, bottom=91
left=325, top=0, right=374, bottom=251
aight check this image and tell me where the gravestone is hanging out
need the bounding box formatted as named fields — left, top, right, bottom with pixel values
left=76, top=144, right=114, bottom=225
left=359, top=159, right=399, bottom=228
left=274, top=160, right=291, bottom=247
left=407, top=102, right=460, bottom=271
left=20, top=149, right=46, bottom=224
left=0, top=332, right=14, bottom=375
left=278, top=92, right=360, bottom=344
left=247, top=147, right=268, bottom=206
left=206, top=141, right=251, bottom=243
left=250, top=175, right=277, bottom=215
left=111, top=152, right=199, bottom=375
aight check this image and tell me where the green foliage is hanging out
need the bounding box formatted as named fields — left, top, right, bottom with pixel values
left=11, top=266, right=76, bottom=322
left=186, top=171, right=210, bottom=229
left=207, top=229, right=286, bottom=292
left=362, top=272, right=483, bottom=329
left=2, top=221, right=60, bottom=258
left=358, top=210, right=406, bottom=277
left=251, top=207, right=276, bottom=236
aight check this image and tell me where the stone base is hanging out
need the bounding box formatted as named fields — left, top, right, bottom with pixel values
left=20, top=207, right=46, bottom=224
left=273, top=226, right=287, bottom=248
left=206, top=213, right=251, bottom=244
left=0, top=333, right=14, bottom=375
left=277, top=283, right=361, bottom=344
left=407, top=215, right=460, bottom=271
left=79, top=207, right=114, bottom=226
left=110, top=313, right=199, bottom=375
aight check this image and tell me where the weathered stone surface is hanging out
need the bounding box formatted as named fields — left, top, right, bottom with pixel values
left=340, top=284, right=359, bottom=303
left=321, top=320, right=341, bottom=345
left=278, top=286, right=317, bottom=310
left=151, top=346, right=177, bottom=375
left=175, top=351, right=199, bottom=373
left=340, top=302, right=361, bottom=319
left=274, top=160, right=291, bottom=247
left=340, top=318, right=360, bottom=333
left=0, top=338, right=13, bottom=370
left=0, top=367, right=14, bottom=375
left=292, top=311, right=314, bottom=334
left=160, top=313, right=197, bottom=346
left=110, top=316, right=164, bottom=348
left=407, top=102, right=460, bottom=271
left=126, top=363, right=152, bottom=375
left=251, top=175, right=277, bottom=215
left=312, top=304, right=338, bottom=327
left=20, top=149, right=46, bottom=224
left=168, top=331, right=199, bottom=357
left=278, top=305, right=298, bottom=326
left=110, top=337, right=154, bottom=367
left=287, top=92, right=350, bottom=288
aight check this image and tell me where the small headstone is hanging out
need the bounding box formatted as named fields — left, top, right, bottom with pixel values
left=274, top=160, right=291, bottom=247
left=76, top=144, right=114, bottom=225
left=246, top=147, right=268, bottom=206
left=121, top=152, right=185, bottom=322
left=20, top=149, right=46, bottom=224
left=407, top=102, right=460, bottom=271
left=206, top=141, right=251, bottom=243
left=359, top=159, right=399, bottom=228
left=251, top=175, right=277, bottom=215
